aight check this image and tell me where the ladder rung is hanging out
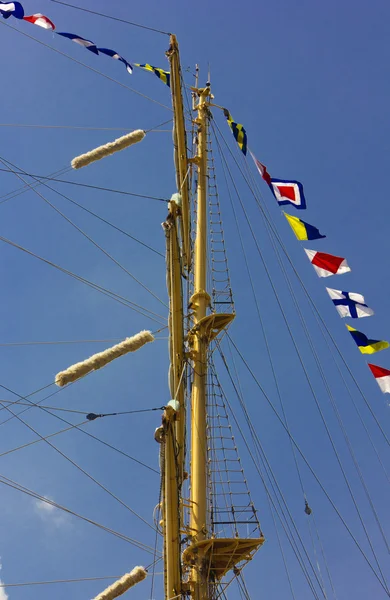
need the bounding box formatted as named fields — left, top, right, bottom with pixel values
left=212, top=521, right=258, bottom=525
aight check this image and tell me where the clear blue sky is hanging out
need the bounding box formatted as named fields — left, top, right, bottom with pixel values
left=0, top=1, right=389, bottom=599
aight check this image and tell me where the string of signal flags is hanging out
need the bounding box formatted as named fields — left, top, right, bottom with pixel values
left=0, top=1, right=170, bottom=85
left=216, top=102, right=390, bottom=395
left=243, top=146, right=390, bottom=396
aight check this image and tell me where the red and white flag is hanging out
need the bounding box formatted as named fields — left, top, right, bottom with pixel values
left=304, top=249, right=351, bottom=277
left=250, top=151, right=306, bottom=209
left=23, top=13, right=55, bottom=30
left=368, top=363, right=390, bottom=394
left=250, top=151, right=271, bottom=184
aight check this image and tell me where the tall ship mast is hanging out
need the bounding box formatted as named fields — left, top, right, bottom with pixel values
left=162, top=36, right=263, bottom=600
left=0, top=4, right=389, bottom=600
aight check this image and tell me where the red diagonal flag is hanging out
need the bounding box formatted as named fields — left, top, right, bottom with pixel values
left=250, top=151, right=271, bottom=185
left=368, top=363, right=390, bottom=394
left=23, top=13, right=55, bottom=29
left=304, top=249, right=351, bottom=277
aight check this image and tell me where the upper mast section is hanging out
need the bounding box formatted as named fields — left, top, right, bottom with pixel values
left=166, top=35, right=190, bottom=269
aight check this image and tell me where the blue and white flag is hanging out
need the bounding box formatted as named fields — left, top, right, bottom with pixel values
left=56, top=32, right=99, bottom=55
left=326, top=288, right=374, bottom=318
left=97, top=48, right=133, bottom=74
left=0, top=1, right=24, bottom=19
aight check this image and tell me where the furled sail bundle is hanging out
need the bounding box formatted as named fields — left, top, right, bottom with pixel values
left=55, top=330, right=154, bottom=386
left=71, top=129, right=145, bottom=169
left=92, top=566, right=147, bottom=600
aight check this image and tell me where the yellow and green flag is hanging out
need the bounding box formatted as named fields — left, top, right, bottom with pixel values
left=346, top=325, right=389, bottom=354
left=134, top=63, right=170, bottom=87
left=283, top=212, right=325, bottom=241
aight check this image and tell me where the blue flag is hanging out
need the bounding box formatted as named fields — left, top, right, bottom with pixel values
left=326, top=288, right=374, bottom=318
left=56, top=32, right=99, bottom=55
left=0, top=2, right=24, bottom=19
left=98, top=48, right=133, bottom=74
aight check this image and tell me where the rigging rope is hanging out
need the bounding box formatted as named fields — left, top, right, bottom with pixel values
left=0, top=156, right=168, bottom=308
left=225, top=343, right=299, bottom=598
left=312, top=511, right=338, bottom=600
left=214, top=118, right=390, bottom=451
left=0, top=399, right=164, bottom=419
left=0, top=336, right=169, bottom=346
left=0, top=575, right=131, bottom=588
left=0, top=338, right=128, bottom=346
left=210, top=357, right=325, bottom=600
left=0, top=21, right=173, bottom=112
left=226, top=335, right=389, bottom=595
left=237, top=137, right=390, bottom=565
left=242, top=160, right=390, bottom=559
left=49, top=0, right=172, bottom=35
left=213, top=121, right=390, bottom=589
left=0, top=165, right=71, bottom=203
left=0, top=383, right=62, bottom=425
left=218, top=138, right=308, bottom=496
left=0, top=119, right=173, bottom=132
left=217, top=136, right=330, bottom=596
left=0, top=169, right=165, bottom=258
left=0, top=234, right=166, bottom=324
left=0, top=115, right=172, bottom=204
left=0, top=473, right=159, bottom=554
left=0, top=397, right=160, bottom=533
left=0, top=381, right=159, bottom=474
left=0, top=168, right=169, bottom=204
left=221, top=133, right=390, bottom=577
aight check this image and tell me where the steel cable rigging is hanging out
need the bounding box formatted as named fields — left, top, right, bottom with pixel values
left=214, top=118, right=390, bottom=451
left=0, top=21, right=173, bottom=112
left=219, top=135, right=390, bottom=576
left=213, top=122, right=390, bottom=591
left=225, top=335, right=389, bottom=596
left=0, top=473, right=159, bottom=555
left=0, top=234, right=167, bottom=324
left=0, top=395, right=161, bottom=533
left=0, top=155, right=168, bottom=309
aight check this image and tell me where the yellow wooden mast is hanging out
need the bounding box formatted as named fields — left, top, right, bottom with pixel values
left=164, top=36, right=263, bottom=600
left=160, top=34, right=189, bottom=600
left=188, top=84, right=212, bottom=600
